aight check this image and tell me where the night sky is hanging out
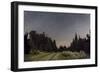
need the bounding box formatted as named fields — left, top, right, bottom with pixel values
left=24, top=11, right=90, bottom=47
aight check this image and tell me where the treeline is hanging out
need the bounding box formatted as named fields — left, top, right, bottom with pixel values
left=53, top=33, right=90, bottom=55
left=24, top=30, right=90, bottom=55
left=24, top=31, right=57, bottom=54
left=69, top=33, right=90, bottom=54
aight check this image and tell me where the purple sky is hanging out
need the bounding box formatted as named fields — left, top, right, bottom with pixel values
left=24, top=11, right=90, bottom=47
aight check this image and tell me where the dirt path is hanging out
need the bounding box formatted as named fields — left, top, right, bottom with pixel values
left=31, top=53, right=51, bottom=61
left=37, top=53, right=56, bottom=61
left=25, top=52, right=61, bottom=61
left=51, top=53, right=60, bottom=60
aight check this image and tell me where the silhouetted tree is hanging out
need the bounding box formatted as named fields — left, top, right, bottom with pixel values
left=24, top=33, right=31, bottom=54
left=25, top=30, right=58, bottom=52
left=69, top=33, right=90, bottom=55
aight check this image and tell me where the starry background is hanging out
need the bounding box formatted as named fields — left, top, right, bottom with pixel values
left=24, top=11, right=90, bottom=47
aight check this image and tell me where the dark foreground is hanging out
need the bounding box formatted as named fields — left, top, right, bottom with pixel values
left=24, top=50, right=89, bottom=62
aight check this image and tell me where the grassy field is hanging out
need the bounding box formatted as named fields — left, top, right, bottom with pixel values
left=24, top=50, right=89, bottom=62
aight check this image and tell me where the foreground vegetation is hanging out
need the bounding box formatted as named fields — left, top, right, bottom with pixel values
left=24, top=50, right=89, bottom=62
